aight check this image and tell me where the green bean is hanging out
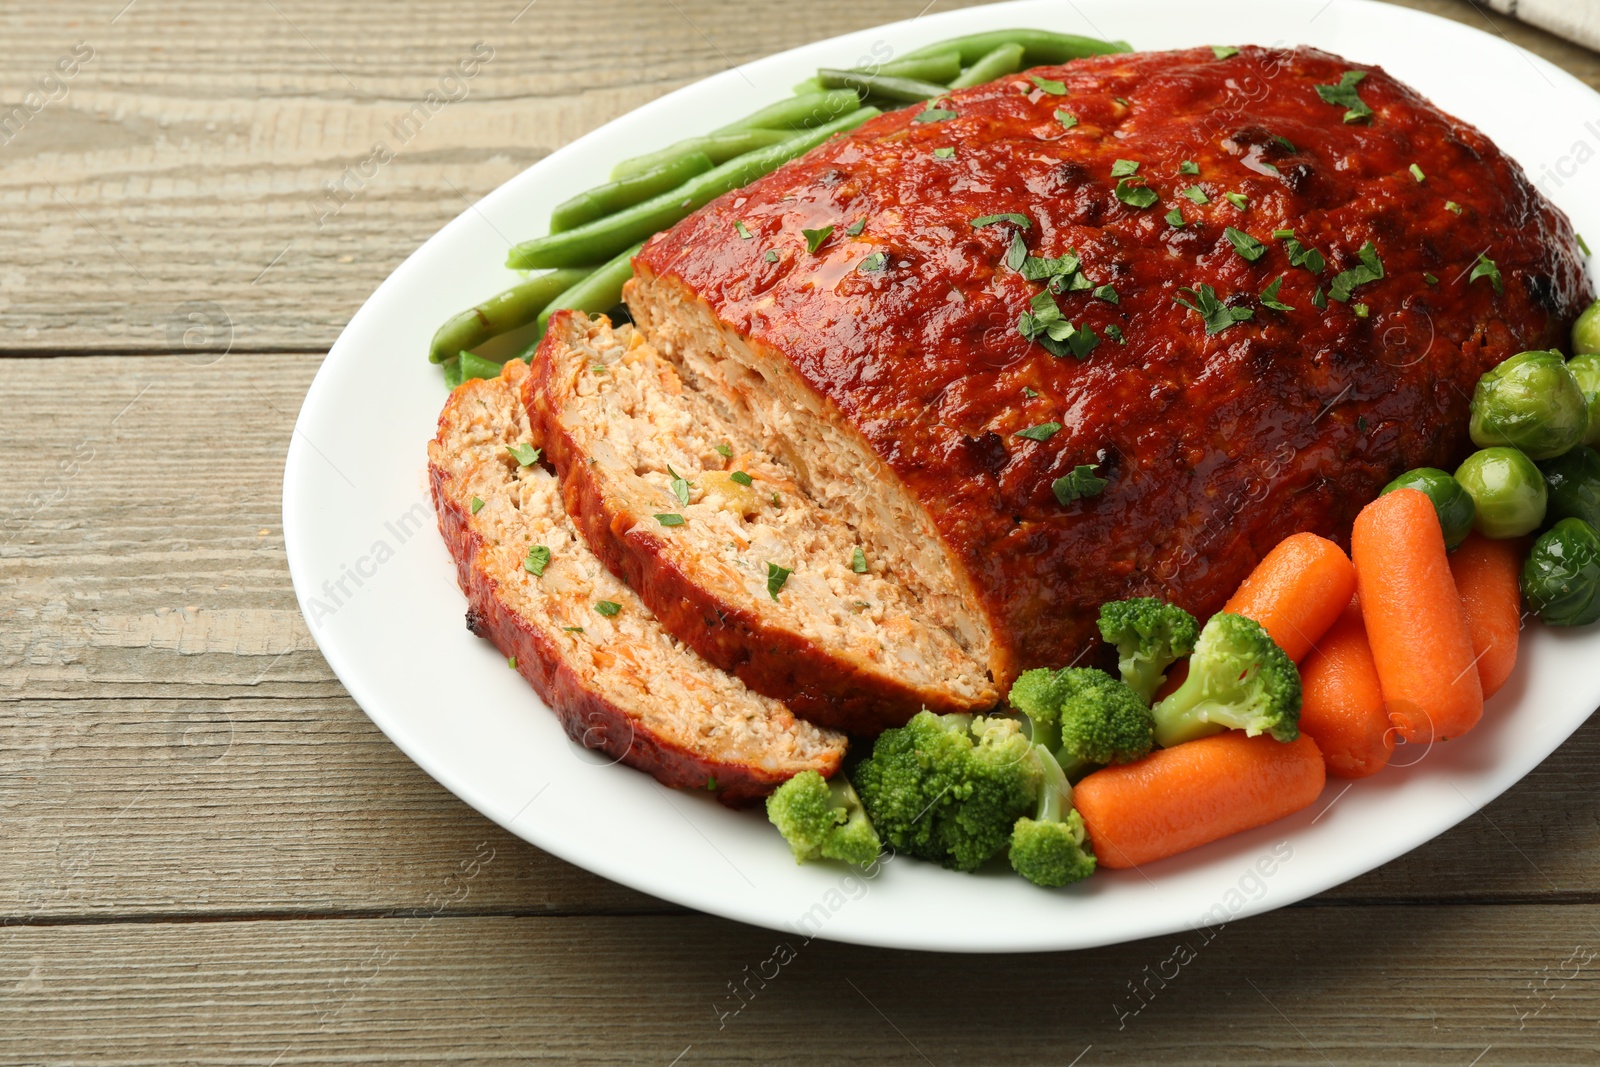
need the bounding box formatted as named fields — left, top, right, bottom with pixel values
left=551, top=153, right=714, bottom=233
left=508, top=107, right=881, bottom=271
left=611, top=128, right=790, bottom=181
left=792, top=76, right=824, bottom=95
left=458, top=349, right=503, bottom=382
left=713, top=89, right=860, bottom=134
left=817, top=68, right=948, bottom=104
left=863, top=51, right=961, bottom=83
left=536, top=243, right=643, bottom=335
left=947, top=42, right=1027, bottom=89
left=903, top=29, right=1130, bottom=65
left=428, top=268, right=591, bottom=363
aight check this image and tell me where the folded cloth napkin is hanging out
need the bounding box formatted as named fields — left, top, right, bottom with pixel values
left=1482, top=0, right=1600, bottom=53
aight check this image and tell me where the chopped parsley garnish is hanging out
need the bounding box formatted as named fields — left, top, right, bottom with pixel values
left=1180, top=160, right=1200, bottom=175
left=594, top=600, right=621, bottom=617
left=1353, top=303, right=1370, bottom=318
left=1211, top=45, right=1239, bottom=59
left=1469, top=252, right=1503, bottom=294
left=765, top=562, right=792, bottom=600
left=1181, top=185, right=1209, bottom=204
left=1274, top=135, right=1296, bottom=152
left=1022, top=386, right=1040, bottom=397
left=734, top=220, right=752, bottom=239
left=1315, top=70, right=1373, bottom=124
left=507, top=656, right=517, bottom=669
left=1283, top=236, right=1326, bottom=274
left=654, top=513, right=685, bottom=526
left=1445, top=200, right=1463, bottom=215
left=1357, top=416, right=1368, bottom=433
left=802, top=225, right=834, bottom=253
left=1224, top=192, right=1249, bottom=210
left=914, top=107, right=957, bottom=123
left=562, top=626, right=584, bottom=633
left=846, top=219, right=866, bottom=236
left=1580, top=234, right=1592, bottom=256
left=1054, top=109, right=1078, bottom=129
left=729, top=470, right=754, bottom=487
left=1093, top=284, right=1120, bottom=304
left=506, top=443, right=541, bottom=467
left=1031, top=75, right=1068, bottom=95
left=1409, top=163, right=1425, bottom=183
left=1424, top=272, right=1439, bottom=285
left=764, top=250, right=780, bottom=262
left=1224, top=227, right=1266, bottom=262
left=1006, top=232, right=1028, bottom=271
left=1328, top=240, right=1384, bottom=302
left=1174, top=283, right=1254, bottom=334
left=591, top=365, right=607, bottom=375
left=858, top=251, right=888, bottom=271
left=1105, top=324, right=1125, bottom=344
left=1312, top=286, right=1327, bottom=309
left=1111, top=159, right=1140, bottom=177
left=1016, top=421, right=1062, bottom=442
left=1018, top=291, right=1097, bottom=358
left=933, top=146, right=955, bottom=158
left=972, top=212, right=1032, bottom=229
left=523, top=544, right=551, bottom=576
left=851, top=547, right=868, bottom=573
left=714, top=442, right=733, bottom=457
left=1165, top=207, right=1186, bottom=227
left=1114, top=179, right=1158, bottom=209
left=1272, top=227, right=1296, bottom=239
left=1019, top=250, right=1091, bottom=292
left=1260, top=276, right=1295, bottom=311
left=1052, top=464, right=1108, bottom=505
left=470, top=496, right=485, bottom=514
left=666, top=464, right=694, bottom=506
left=1114, top=96, right=1131, bottom=107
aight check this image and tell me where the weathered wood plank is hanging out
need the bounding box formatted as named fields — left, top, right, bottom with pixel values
left=0, top=0, right=1594, bottom=354
left=4, top=907, right=1599, bottom=1064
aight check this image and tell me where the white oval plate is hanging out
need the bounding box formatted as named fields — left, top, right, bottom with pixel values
left=284, top=0, right=1600, bottom=952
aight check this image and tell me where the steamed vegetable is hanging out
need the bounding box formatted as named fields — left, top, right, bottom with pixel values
left=1010, top=666, right=1154, bottom=779
left=1150, top=613, right=1302, bottom=748
left=1296, top=599, right=1393, bottom=779
left=1352, top=488, right=1483, bottom=743
left=1541, top=444, right=1600, bottom=529
left=1448, top=532, right=1524, bottom=698
left=1468, top=349, right=1587, bottom=460
left=1094, top=597, right=1199, bottom=703
left=550, top=153, right=716, bottom=233
left=947, top=42, right=1027, bottom=90
left=766, top=770, right=881, bottom=865
left=609, top=129, right=791, bottom=181
left=1456, top=447, right=1547, bottom=538
left=1565, top=352, right=1600, bottom=444
left=1523, top=517, right=1600, bottom=627
left=535, top=242, right=642, bottom=335
left=1220, top=532, right=1355, bottom=662
left=1073, top=732, right=1325, bottom=869
left=1008, top=746, right=1096, bottom=887
left=1381, top=467, right=1476, bottom=549
left=1572, top=299, right=1600, bottom=355
left=900, top=28, right=1131, bottom=64
left=429, top=269, right=591, bottom=363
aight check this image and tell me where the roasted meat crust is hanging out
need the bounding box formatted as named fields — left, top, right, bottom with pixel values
left=636, top=45, right=1591, bottom=676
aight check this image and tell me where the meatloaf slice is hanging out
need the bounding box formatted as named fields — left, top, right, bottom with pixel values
left=429, top=358, right=845, bottom=803
left=528, top=311, right=999, bottom=734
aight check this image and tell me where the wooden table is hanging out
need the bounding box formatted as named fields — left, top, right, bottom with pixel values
left=5, top=0, right=1600, bottom=1061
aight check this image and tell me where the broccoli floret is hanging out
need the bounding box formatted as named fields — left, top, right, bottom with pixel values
left=1011, top=667, right=1154, bottom=779
left=853, top=712, right=1040, bottom=872
left=1098, top=597, right=1201, bottom=704
left=1009, top=746, right=1097, bottom=888
left=766, top=770, right=881, bottom=866
left=1151, top=612, right=1302, bottom=748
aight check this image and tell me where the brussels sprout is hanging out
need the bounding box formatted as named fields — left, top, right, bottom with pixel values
left=1573, top=299, right=1600, bottom=356
left=1380, top=467, right=1475, bottom=549
left=1455, top=447, right=1547, bottom=538
left=1541, top=444, right=1600, bottom=530
left=1566, top=352, right=1600, bottom=446
left=1523, top=517, right=1600, bottom=626
left=1468, top=349, right=1587, bottom=460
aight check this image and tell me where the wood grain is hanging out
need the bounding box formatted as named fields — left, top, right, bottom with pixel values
left=5, top=908, right=1600, bottom=1064
left=0, top=0, right=1593, bottom=355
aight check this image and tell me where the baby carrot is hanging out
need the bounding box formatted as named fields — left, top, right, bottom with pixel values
left=1352, top=488, right=1483, bottom=743
left=1074, top=732, right=1325, bottom=869
left=1447, top=532, right=1524, bottom=699
left=1297, top=598, right=1393, bottom=778
left=1222, top=532, right=1356, bottom=662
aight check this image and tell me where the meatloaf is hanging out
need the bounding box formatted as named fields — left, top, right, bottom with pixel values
left=428, top=358, right=846, bottom=802
left=530, top=311, right=997, bottom=733
left=627, top=43, right=1590, bottom=687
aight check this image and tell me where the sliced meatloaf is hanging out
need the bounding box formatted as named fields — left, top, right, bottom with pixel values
left=428, top=358, right=845, bottom=803
left=528, top=311, right=998, bottom=734
left=630, top=44, right=1590, bottom=685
